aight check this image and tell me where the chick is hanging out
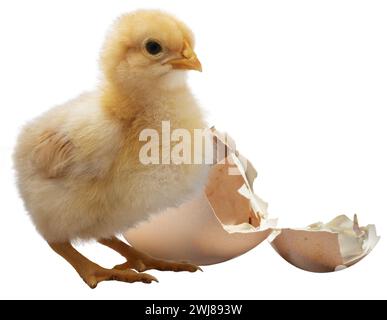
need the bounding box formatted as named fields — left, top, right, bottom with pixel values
left=14, top=10, right=209, bottom=288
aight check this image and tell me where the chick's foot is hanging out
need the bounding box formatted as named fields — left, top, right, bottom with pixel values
left=49, top=241, right=157, bottom=289
left=99, top=237, right=202, bottom=273
left=114, top=257, right=201, bottom=273
left=83, top=267, right=158, bottom=289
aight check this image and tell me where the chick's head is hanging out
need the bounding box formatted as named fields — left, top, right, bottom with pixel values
left=101, top=10, right=201, bottom=90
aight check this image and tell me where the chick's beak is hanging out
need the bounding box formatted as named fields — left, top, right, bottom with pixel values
left=168, top=40, right=202, bottom=72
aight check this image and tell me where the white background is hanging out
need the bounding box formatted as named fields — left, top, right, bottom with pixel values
left=0, top=0, right=386, bottom=300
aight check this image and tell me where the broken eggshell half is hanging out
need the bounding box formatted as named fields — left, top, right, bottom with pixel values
left=124, top=128, right=380, bottom=271
left=124, top=129, right=276, bottom=265
left=269, top=214, right=380, bottom=273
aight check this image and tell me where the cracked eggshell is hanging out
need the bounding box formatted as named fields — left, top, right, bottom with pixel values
left=270, top=215, right=380, bottom=272
left=124, top=131, right=274, bottom=265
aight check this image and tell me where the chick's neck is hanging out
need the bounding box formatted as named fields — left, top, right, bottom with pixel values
left=100, top=77, right=190, bottom=124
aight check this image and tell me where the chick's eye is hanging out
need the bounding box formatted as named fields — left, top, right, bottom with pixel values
left=145, top=40, right=163, bottom=56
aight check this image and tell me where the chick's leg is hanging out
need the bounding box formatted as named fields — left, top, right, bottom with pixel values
left=49, top=242, right=157, bottom=289
left=99, top=237, right=202, bottom=273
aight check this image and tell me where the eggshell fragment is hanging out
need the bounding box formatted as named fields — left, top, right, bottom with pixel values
left=124, top=130, right=275, bottom=265
left=270, top=215, right=380, bottom=272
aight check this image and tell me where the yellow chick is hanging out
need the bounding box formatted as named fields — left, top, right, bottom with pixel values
left=13, top=10, right=209, bottom=288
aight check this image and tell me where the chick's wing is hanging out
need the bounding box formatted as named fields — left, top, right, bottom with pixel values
left=32, top=130, right=75, bottom=178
